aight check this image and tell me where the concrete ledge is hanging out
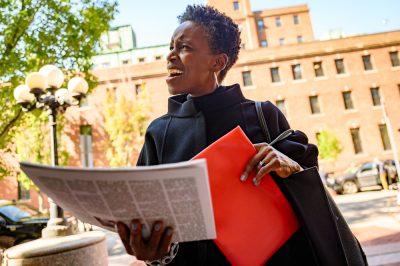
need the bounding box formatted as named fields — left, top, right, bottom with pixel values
left=3, top=231, right=107, bottom=266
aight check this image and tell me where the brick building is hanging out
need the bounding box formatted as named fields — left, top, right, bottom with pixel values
left=86, top=0, right=400, bottom=174
left=2, top=0, right=400, bottom=206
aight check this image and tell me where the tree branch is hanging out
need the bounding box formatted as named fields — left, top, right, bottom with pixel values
left=0, top=109, right=23, bottom=142
left=3, top=0, right=44, bottom=58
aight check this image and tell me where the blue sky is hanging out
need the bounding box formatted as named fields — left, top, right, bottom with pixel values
left=112, top=0, right=400, bottom=48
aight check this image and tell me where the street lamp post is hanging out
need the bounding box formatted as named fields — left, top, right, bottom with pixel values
left=380, top=95, right=400, bottom=204
left=14, top=65, right=88, bottom=237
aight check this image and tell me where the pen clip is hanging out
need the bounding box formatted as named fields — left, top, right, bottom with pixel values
left=269, top=129, right=294, bottom=146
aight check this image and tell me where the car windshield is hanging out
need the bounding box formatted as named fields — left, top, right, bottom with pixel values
left=345, top=166, right=358, bottom=174
left=0, top=205, right=31, bottom=222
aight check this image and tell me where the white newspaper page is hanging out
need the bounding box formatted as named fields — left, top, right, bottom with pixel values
left=20, top=159, right=216, bottom=243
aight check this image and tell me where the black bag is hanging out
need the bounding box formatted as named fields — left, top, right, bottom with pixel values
left=255, top=102, right=368, bottom=266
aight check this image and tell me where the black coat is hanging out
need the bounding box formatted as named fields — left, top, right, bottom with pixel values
left=137, top=84, right=367, bottom=266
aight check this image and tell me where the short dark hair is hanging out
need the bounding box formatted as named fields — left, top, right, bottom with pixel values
left=178, top=5, right=241, bottom=82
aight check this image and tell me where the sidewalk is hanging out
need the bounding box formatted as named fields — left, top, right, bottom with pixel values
left=107, top=190, right=400, bottom=265
left=335, top=190, right=400, bottom=266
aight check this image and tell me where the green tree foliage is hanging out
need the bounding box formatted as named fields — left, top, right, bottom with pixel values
left=102, top=86, right=151, bottom=167
left=316, top=130, right=342, bottom=161
left=0, top=0, right=117, bottom=180
left=0, top=0, right=118, bottom=144
left=13, top=111, right=70, bottom=188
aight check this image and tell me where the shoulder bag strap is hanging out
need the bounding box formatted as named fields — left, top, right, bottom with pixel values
left=255, top=101, right=294, bottom=145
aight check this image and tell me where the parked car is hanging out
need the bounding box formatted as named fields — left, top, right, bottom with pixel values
left=326, top=160, right=398, bottom=194
left=0, top=200, right=49, bottom=249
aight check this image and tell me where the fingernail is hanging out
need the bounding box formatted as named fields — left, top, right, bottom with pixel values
left=253, top=178, right=259, bottom=186
left=240, top=173, right=247, bottom=182
left=115, top=223, right=121, bottom=232
left=154, top=222, right=161, bottom=231
left=166, top=228, right=174, bottom=236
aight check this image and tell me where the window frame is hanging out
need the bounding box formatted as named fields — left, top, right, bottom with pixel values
left=270, top=67, right=281, bottom=83
left=389, top=51, right=400, bottom=67
left=309, top=95, right=321, bottom=114
left=242, top=70, right=253, bottom=87
left=293, top=14, right=300, bottom=25
left=291, top=64, right=303, bottom=80
left=342, top=91, right=354, bottom=110
left=233, top=1, right=240, bottom=11
left=275, top=17, right=282, bottom=27
left=362, top=54, right=374, bottom=71
left=350, top=127, right=363, bottom=154
left=18, top=181, right=31, bottom=200
left=370, top=87, right=381, bottom=106
left=260, top=40, right=268, bottom=47
left=334, top=58, right=346, bottom=74
left=80, top=125, right=93, bottom=167
left=313, top=61, right=324, bottom=77
left=379, top=124, right=391, bottom=150
left=297, top=35, right=303, bottom=43
left=257, top=19, right=265, bottom=30
left=275, top=99, right=287, bottom=116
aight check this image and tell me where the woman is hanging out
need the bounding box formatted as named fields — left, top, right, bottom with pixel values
left=117, top=5, right=366, bottom=266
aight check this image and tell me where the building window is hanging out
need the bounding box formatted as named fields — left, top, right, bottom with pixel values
left=18, top=181, right=30, bottom=200
left=155, top=55, right=162, bottom=60
left=370, top=87, right=381, bottom=106
left=276, top=100, right=287, bottom=116
left=309, top=95, right=321, bottom=114
left=379, top=124, right=391, bottom=150
left=293, top=14, right=299, bottom=24
left=279, top=38, right=285, bottom=46
left=335, top=58, right=346, bottom=74
left=342, top=91, right=354, bottom=110
left=297, top=35, right=303, bottom=43
left=350, top=128, right=363, bottom=154
left=389, top=51, right=400, bottom=67
left=80, top=125, right=93, bottom=167
left=270, top=67, right=281, bottom=83
left=242, top=71, right=253, bottom=87
left=260, top=40, right=268, bottom=47
left=275, top=17, right=282, bottom=27
left=122, top=59, right=130, bottom=65
left=362, top=55, right=373, bottom=71
left=233, top=1, right=240, bottom=10
left=135, top=84, right=143, bottom=95
left=291, top=64, right=302, bottom=80
left=257, top=19, right=265, bottom=30
left=313, top=61, right=324, bottom=77
left=138, top=57, right=145, bottom=63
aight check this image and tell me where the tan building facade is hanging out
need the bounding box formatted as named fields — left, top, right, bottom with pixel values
left=86, top=0, right=400, bottom=174
left=3, top=0, right=399, bottom=208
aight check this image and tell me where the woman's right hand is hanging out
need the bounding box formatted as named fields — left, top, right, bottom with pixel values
left=116, top=219, right=174, bottom=261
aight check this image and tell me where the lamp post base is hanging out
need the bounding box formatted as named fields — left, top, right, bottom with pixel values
left=42, top=199, right=73, bottom=238
left=42, top=222, right=74, bottom=238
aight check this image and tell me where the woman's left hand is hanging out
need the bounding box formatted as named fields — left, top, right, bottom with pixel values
left=240, top=143, right=303, bottom=186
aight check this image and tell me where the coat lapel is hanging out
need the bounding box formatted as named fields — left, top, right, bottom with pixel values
left=161, top=96, right=207, bottom=163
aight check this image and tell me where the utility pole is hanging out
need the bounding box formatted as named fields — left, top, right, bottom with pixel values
left=381, top=95, right=400, bottom=204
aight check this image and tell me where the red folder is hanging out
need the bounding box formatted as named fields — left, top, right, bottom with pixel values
left=192, top=126, right=299, bottom=265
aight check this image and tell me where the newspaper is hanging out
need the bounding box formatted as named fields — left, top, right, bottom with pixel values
left=20, top=159, right=216, bottom=243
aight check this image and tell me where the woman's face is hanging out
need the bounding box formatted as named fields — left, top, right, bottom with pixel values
left=166, top=21, right=219, bottom=96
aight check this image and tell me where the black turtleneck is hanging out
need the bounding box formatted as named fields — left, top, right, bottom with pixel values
left=189, top=85, right=249, bottom=145
left=140, top=84, right=321, bottom=265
